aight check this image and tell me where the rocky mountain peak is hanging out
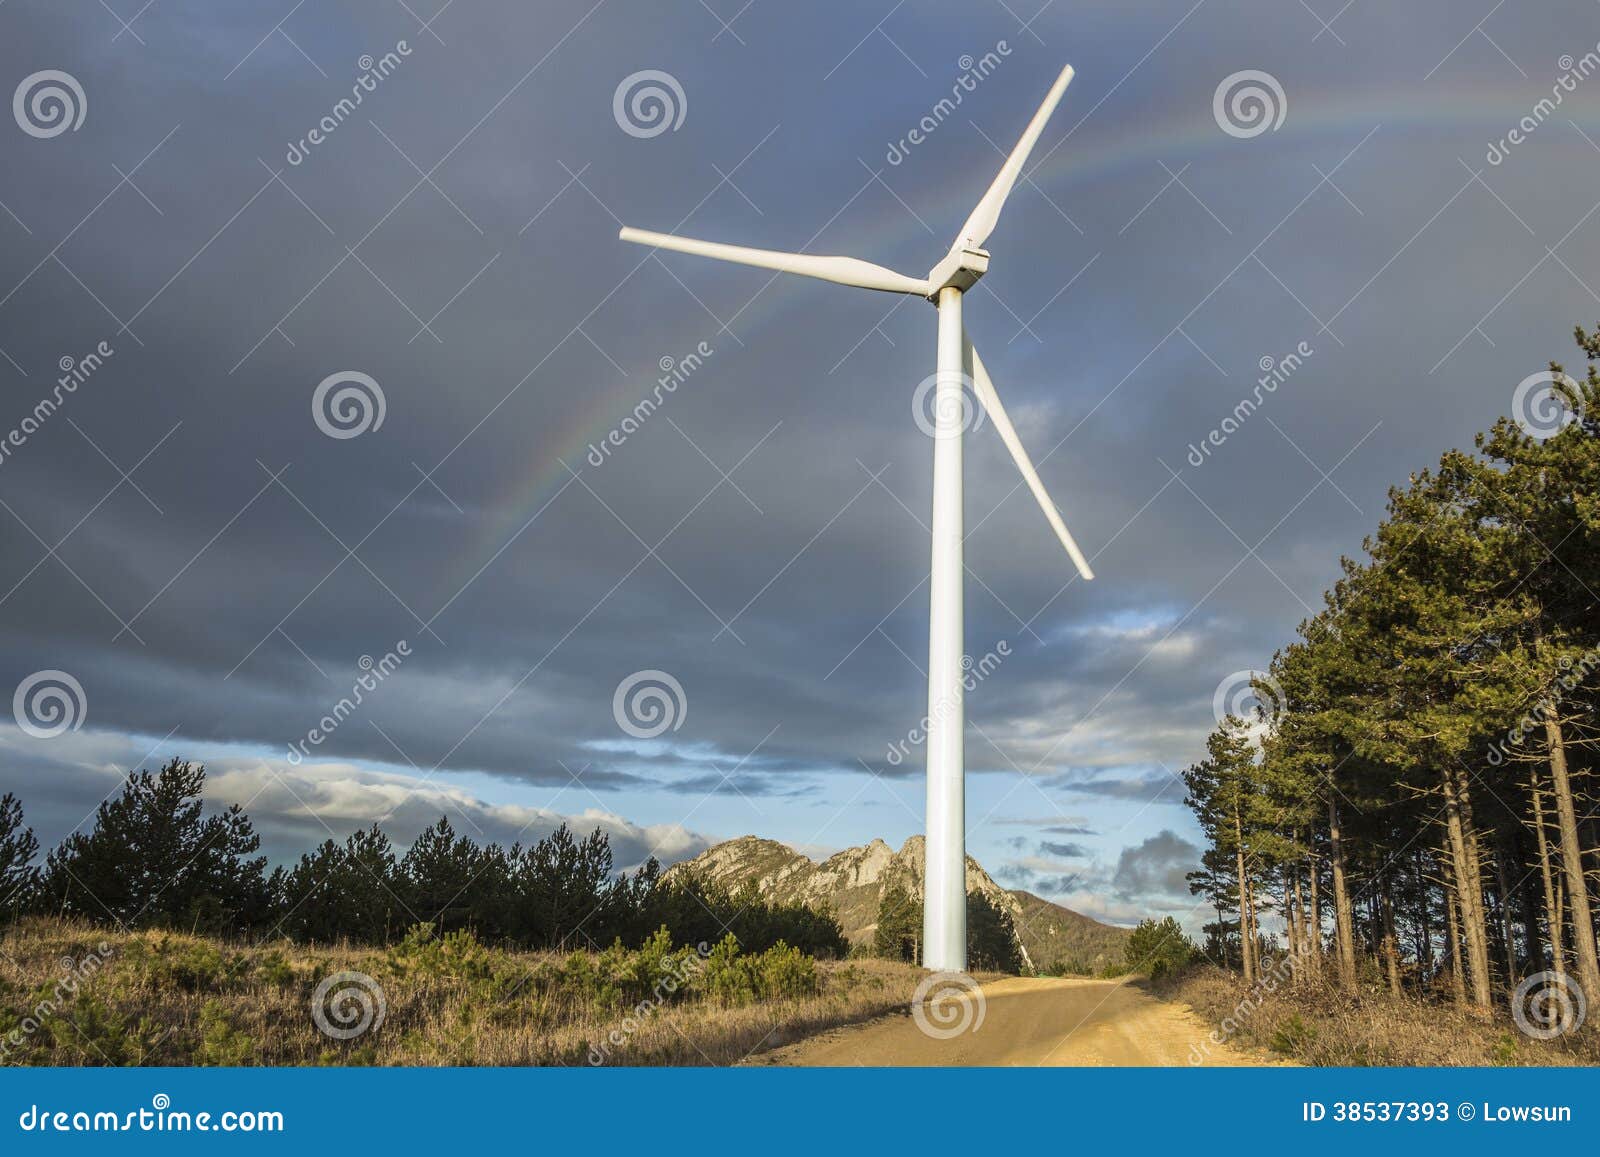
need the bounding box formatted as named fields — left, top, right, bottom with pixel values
left=663, top=834, right=1130, bottom=974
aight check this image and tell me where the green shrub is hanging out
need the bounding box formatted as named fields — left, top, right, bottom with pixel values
left=1491, top=1032, right=1520, bottom=1066
left=194, top=1001, right=253, bottom=1066
left=253, top=950, right=296, bottom=988
left=124, top=935, right=236, bottom=993
left=695, top=935, right=819, bottom=1005
left=385, top=924, right=496, bottom=982
left=551, top=948, right=620, bottom=1010
left=1125, top=916, right=1196, bottom=979
left=35, top=993, right=165, bottom=1065
left=1269, top=1013, right=1316, bottom=1054
left=752, top=941, right=819, bottom=1000
left=697, top=934, right=753, bottom=1005
left=595, top=926, right=706, bottom=1009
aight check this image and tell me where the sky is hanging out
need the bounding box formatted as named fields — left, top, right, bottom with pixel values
left=2, top=0, right=1599, bottom=932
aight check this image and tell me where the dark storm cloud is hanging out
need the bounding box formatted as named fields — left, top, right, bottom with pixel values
left=994, top=857, right=1084, bottom=899
left=3, top=0, right=1599, bottom=867
left=1111, top=830, right=1202, bottom=903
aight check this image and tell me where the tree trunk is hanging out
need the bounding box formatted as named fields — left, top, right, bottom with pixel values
left=1291, top=865, right=1309, bottom=980
left=1531, top=771, right=1565, bottom=978
left=1281, top=879, right=1295, bottom=956
left=1327, top=793, right=1357, bottom=987
left=1379, top=878, right=1403, bottom=997
left=1493, top=839, right=1517, bottom=990
left=1442, top=839, right=1466, bottom=1004
left=1555, top=875, right=1567, bottom=978
left=1543, top=713, right=1600, bottom=1001
left=1413, top=849, right=1433, bottom=971
left=1244, top=878, right=1259, bottom=980
left=1441, top=765, right=1493, bottom=1010
left=1307, top=849, right=1323, bottom=978
left=1459, top=774, right=1495, bottom=997
left=1233, top=801, right=1255, bottom=984
left=1519, top=859, right=1546, bottom=977
left=1587, top=815, right=1600, bottom=911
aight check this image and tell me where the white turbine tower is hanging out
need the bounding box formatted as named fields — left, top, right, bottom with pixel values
left=620, top=64, right=1092, bottom=972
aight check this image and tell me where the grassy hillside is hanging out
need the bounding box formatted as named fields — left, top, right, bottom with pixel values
left=1010, top=891, right=1130, bottom=975
left=1157, top=966, right=1600, bottom=1067
left=0, top=918, right=922, bottom=1067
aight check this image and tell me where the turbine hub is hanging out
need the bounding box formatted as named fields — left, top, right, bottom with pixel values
left=926, top=246, right=989, bottom=299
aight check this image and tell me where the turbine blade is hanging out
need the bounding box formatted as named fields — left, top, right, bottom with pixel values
left=619, top=227, right=930, bottom=296
left=954, top=64, right=1075, bottom=250
left=966, top=335, right=1094, bottom=580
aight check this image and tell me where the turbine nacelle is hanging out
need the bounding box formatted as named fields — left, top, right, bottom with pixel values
left=925, top=245, right=990, bottom=297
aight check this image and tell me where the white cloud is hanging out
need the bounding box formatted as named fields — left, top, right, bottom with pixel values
left=0, top=726, right=712, bottom=872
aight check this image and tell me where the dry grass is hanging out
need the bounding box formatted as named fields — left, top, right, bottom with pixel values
left=1158, top=964, right=1600, bottom=1067
left=0, top=918, right=924, bottom=1067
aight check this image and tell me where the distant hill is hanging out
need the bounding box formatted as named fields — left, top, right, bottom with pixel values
left=663, top=835, right=1129, bottom=973
left=1006, top=889, right=1131, bottom=974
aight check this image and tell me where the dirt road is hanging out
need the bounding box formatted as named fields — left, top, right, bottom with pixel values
left=760, top=976, right=1272, bottom=1066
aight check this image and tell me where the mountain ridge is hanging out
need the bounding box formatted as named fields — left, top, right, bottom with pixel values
left=663, top=834, right=1129, bottom=973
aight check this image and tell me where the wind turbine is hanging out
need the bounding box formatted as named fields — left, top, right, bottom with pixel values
left=620, top=64, right=1092, bottom=972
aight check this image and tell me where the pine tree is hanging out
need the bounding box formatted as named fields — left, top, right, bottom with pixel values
left=1182, top=724, right=1268, bottom=983
left=520, top=824, right=616, bottom=949
left=276, top=825, right=406, bottom=942
left=43, top=758, right=267, bottom=931
left=1178, top=323, right=1600, bottom=1014
left=0, top=792, right=40, bottom=920
left=402, top=816, right=485, bottom=934
left=873, top=881, right=920, bottom=961
left=967, top=892, right=1023, bottom=973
